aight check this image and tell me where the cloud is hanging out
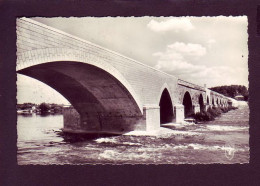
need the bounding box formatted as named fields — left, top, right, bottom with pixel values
left=168, top=42, right=206, bottom=56
left=180, top=66, right=248, bottom=87
left=153, top=41, right=248, bottom=87
left=147, top=18, right=194, bottom=32
left=154, top=42, right=207, bottom=74
left=207, top=39, right=216, bottom=49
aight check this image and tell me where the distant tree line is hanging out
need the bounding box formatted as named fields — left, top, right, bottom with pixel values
left=209, top=85, right=248, bottom=101
left=38, top=103, right=64, bottom=114
left=17, top=102, right=35, bottom=110
left=17, top=102, right=66, bottom=114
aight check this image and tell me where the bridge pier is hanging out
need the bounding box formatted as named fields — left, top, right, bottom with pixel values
left=174, top=104, right=184, bottom=123
left=63, top=107, right=81, bottom=132
left=205, top=104, right=211, bottom=111
left=143, top=105, right=160, bottom=131
left=62, top=105, right=162, bottom=133
left=193, top=104, right=200, bottom=114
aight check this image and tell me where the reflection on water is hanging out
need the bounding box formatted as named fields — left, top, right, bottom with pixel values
left=17, top=106, right=249, bottom=165
left=17, top=114, right=63, bottom=142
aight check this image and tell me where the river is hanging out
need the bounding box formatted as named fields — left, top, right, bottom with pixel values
left=17, top=105, right=249, bottom=164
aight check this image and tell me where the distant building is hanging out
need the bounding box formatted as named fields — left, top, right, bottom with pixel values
left=228, top=98, right=239, bottom=107
left=234, top=95, right=244, bottom=101
left=63, top=105, right=72, bottom=108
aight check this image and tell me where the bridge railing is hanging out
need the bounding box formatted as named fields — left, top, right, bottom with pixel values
left=210, top=89, right=228, bottom=98
left=177, top=79, right=205, bottom=91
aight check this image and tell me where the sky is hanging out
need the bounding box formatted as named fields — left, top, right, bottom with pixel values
left=17, top=16, right=248, bottom=104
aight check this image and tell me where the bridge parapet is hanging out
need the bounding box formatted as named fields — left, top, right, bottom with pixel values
left=210, top=90, right=228, bottom=100
left=208, top=89, right=230, bottom=107
left=178, top=79, right=205, bottom=92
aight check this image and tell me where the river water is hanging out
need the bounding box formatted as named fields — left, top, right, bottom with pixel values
left=17, top=105, right=249, bottom=165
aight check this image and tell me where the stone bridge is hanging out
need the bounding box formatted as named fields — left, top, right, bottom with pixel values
left=16, top=18, right=230, bottom=133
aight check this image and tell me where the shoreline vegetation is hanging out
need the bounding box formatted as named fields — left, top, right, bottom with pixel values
left=17, top=102, right=70, bottom=115
left=193, top=105, right=238, bottom=123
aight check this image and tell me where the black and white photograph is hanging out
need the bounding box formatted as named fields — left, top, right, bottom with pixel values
left=16, top=16, right=249, bottom=165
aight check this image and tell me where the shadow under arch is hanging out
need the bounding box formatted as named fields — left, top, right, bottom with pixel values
left=199, top=94, right=204, bottom=112
left=17, top=61, right=143, bottom=132
left=159, top=88, right=174, bottom=124
left=183, top=91, right=193, bottom=118
left=207, top=96, right=209, bottom=105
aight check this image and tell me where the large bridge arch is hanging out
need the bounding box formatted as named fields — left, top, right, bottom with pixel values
left=157, top=83, right=175, bottom=124
left=157, top=83, right=174, bottom=106
left=17, top=49, right=145, bottom=132
left=17, top=48, right=143, bottom=113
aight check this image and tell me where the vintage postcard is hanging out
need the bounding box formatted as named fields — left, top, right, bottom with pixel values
left=16, top=16, right=249, bottom=165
